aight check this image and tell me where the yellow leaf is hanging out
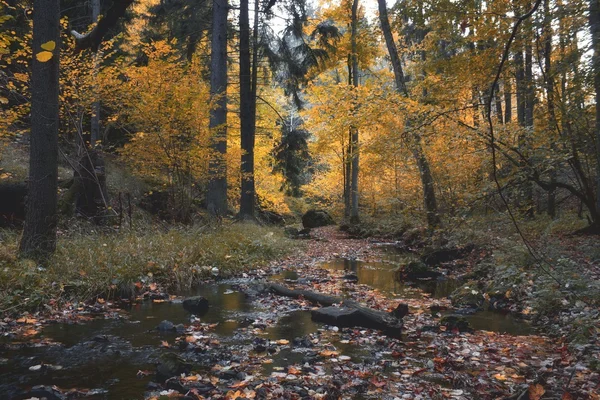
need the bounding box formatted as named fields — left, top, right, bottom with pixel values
left=41, top=40, right=56, bottom=51
left=36, top=51, right=53, bottom=62
left=493, top=373, right=507, bottom=381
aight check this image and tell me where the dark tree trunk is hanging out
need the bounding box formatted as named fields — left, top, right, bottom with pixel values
left=522, top=22, right=535, bottom=217
left=206, top=0, right=228, bottom=217
left=74, top=150, right=107, bottom=222
left=239, top=0, right=255, bottom=219
left=544, top=0, right=557, bottom=219
left=504, top=73, right=512, bottom=123
left=19, top=0, right=60, bottom=257
left=515, top=48, right=525, bottom=126
left=90, top=0, right=101, bottom=147
left=72, top=0, right=134, bottom=52
left=349, top=0, right=360, bottom=225
left=378, top=0, right=440, bottom=229
left=590, top=0, right=600, bottom=228
left=495, top=82, right=503, bottom=124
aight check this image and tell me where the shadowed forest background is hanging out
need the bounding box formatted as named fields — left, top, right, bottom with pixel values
left=1, top=0, right=600, bottom=398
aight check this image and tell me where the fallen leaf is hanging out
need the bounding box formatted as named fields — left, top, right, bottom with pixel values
left=528, top=384, right=545, bottom=400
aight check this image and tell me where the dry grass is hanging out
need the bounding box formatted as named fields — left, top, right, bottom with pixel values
left=0, top=222, right=296, bottom=313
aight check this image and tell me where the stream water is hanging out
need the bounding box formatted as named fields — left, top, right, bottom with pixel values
left=0, top=256, right=532, bottom=399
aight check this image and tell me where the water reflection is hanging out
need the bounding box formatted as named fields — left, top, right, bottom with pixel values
left=320, top=258, right=454, bottom=299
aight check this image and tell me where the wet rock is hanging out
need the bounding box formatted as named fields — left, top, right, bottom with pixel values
left=421, top=244, right=475, bottom=266
left=157, top=353, right=193, bottom=381
left=293, top=336, right=314, bottom=348
left=182, top=296, right=209, bottom=315
left=240, top=283, right=269, bottom=298
left=394, top=261, right=442, bottom=281
left=157, top=320, right=175, bottom=331
left=149, top=292, right=169, bottom=300
left=311, top=305, right=402, bottom=337
left=430, top=305, right=449, bottom=314
left=390, top=303, right=409, bottom=319
left=253, top=337, right=267, bottom=353
left=301, top=209, right=335, bottom=229
left=453, top=307, right=478, bottom=315
left=92, top=334, right=110, bottom=343
left=24, top=385, right=65, bottom=400
left=219, top=368, right=245, bottom=380
left=440, top=315, right=472, bottom=332
left=487, top=290, right=510, bottom=312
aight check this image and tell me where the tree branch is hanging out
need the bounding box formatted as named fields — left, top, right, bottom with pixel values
left=71, top=0, right=135, bottom=52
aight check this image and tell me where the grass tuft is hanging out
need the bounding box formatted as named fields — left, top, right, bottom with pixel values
left=0, top=222, right=296, bottom=314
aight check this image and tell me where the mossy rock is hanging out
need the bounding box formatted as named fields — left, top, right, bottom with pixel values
left=440, top=315, right=472, bottom=332
left=157, top=352, right=193, bottom=381
left=302, top=209, right=335, bottom=229
left=395, top=261, right=442, bottom=282
left=450, top=281, right=485, bottom=309
left=401, top=227, right=429, bottom=249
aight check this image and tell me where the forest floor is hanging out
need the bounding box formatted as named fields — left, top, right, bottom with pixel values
left=2, top=226, right=599, bottom=400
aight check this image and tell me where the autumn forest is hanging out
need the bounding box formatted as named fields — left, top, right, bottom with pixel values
left=0, top=0, right=599, bottom=399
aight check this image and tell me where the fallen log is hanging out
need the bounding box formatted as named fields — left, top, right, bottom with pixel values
left=268, top=283, right=342, bottom=306
left=267, top=283, right=403, bottom=338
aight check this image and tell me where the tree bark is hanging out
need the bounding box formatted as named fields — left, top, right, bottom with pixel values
left=206, top=0, right=229, bottom=217
left=90, top=0, right=101, bottom=147
left=544, top=0, right=557, bottom=219
left=19, top=0, right=60, bottom=257
left=239, top=0, right=255, bottom=219
left=504, top=73, right=512, bottom=123
left=377, top=0, right=440, bottom=228
left=72, top=0, right=134, bottom=52
left=590, top=0, right=600, bottom=227
left=349, top=0, right=360, bottom=225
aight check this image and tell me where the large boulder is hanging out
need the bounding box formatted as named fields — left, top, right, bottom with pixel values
left=182, top=296, right=209, bottom=315
left=301, top=209, right=335, bottom=229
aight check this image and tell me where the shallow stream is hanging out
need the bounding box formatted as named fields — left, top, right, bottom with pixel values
left=0, top=255, right=532, bottom=398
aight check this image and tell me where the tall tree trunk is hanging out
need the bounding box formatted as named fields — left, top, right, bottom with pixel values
left=522, top=21, right=535, bottom=217
left=504, top=73, right=512, bottom=123
left=90, top=0, right=101, bottom=147
left=349, top=0, right=360, bottom=225
left=515, top=47, right=525, bottom=126
left=19, top=0, right=60, bottom=257
left=206, top=0, right=228, bottom=217
left=239, top=0, right=255, bottom=219
left=590, top=0, right=600, bottom=228
left=495, top=82, right=503, bottom=124
left=377, top=0, right=440, bottom=228
left=544, top=0, right=557, bottom=219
